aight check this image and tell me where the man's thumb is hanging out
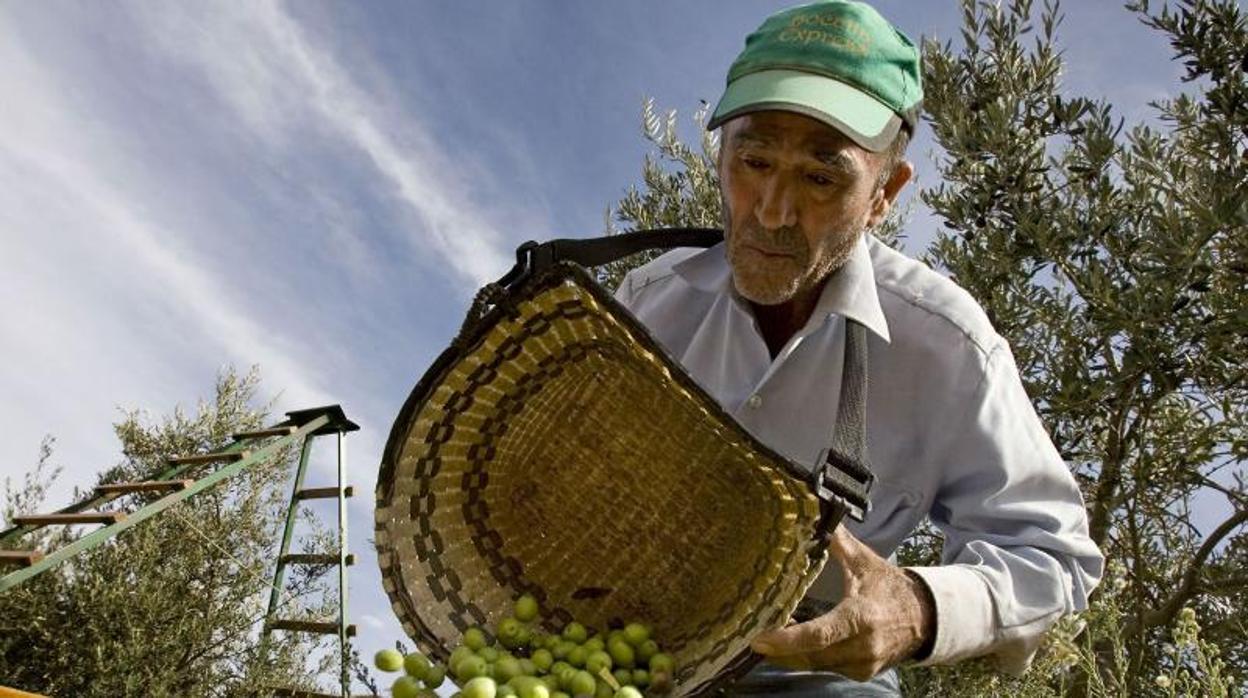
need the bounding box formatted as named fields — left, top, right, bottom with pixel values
left=827, top=524, right=869, bottom=561
left=750, top=611, right=855, bottom=656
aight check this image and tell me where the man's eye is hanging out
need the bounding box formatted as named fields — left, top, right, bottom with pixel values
left=742, top=157, right=769, bottom=170
left=807, top=172, right=835, bottom=186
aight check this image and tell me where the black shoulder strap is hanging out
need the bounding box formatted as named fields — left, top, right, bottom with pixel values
left=495, top=227, right=725, bottom=289
left=819, top=321, right=874, bottom=522
left=496, top=228, right=874, bottom=521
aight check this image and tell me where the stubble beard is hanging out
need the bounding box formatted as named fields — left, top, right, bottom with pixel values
left=723, top=196, right=864, bottom=307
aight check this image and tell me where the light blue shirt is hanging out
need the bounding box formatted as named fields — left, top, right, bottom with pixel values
left=613, top=234, right=1103, bottom=674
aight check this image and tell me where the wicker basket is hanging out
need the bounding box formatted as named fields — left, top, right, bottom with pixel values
left=375, top=231, right=872, bottom=696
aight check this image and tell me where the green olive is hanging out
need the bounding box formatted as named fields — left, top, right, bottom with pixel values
left=374, top=648, right=403, bottom=673
left=622, top=624, right=650, bottom=647
left=515, top=594, right=540, bottom=622
left=648, top=653, right=673, bottom=674
left=494, top=657, right=523, bottom=682
left=562, top=622, right=588, bottom=644
left=393, top=676, right=423, bottom=698
left=531, top=649, right=554, bottom=672
left=463, top=677, right=498, bottom=698
left=568, top=670, right=597, bottom=697
left=607, top=640, right=635, bottom=669
left=584, top=650, right=612, bottom=676
left=455, top=655, right=489, bottom=682
left=612, top=669, right=632, bottom=687
left=425, top=664, right=447, bottom=688
left=464, top=627, right=489, bottom=652
left=404, top=652, right=433, bottom=680
left=553, top=640, right=577, bottom=660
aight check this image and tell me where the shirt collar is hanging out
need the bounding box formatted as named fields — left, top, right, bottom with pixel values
left=672, top=234, right=892, bottom=344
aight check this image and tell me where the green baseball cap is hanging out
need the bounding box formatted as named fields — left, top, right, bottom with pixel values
left=708, top=0, right=923, bottom=152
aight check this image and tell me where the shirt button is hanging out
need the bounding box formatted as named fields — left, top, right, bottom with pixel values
left=746, top=394, right=763, bottom=409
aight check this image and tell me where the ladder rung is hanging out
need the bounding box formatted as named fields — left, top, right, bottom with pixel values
left=280, top=553, right=355, bottom=566
left=294, top=485, right=354, bottom=500
left=267, top=619, right=357, bottom=636
left=95, top=479, right=193, bottom=495
left=168, top=451, right=248, bottom=466
left=12, top=512, right=125, bottom=526
left=233, top=426, right=297, bottom=441
left=0, top=550, right=45, bottom=567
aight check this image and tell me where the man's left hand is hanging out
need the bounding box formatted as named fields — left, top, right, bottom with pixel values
left=749, top=525, right=936, bottom=681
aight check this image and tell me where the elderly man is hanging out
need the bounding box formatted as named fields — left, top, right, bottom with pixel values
left=612, top=1, right=1103, bottom=695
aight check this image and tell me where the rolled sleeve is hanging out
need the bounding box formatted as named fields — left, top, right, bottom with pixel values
left=613, top=270, right=635, bottom=306
left=912, top=341, right=1104, bottom=673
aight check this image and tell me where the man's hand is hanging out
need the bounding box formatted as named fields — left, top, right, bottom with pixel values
left=749, top=525, right=936, bottom=681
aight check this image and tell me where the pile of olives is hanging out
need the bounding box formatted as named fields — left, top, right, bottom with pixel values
left=374, top=594, right=676, bottom=698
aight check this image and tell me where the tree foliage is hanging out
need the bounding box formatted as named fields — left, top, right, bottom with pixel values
left=606, top=0, right=1246, bottom=695
left=918, top=0, right=1245, bottom=693
left=597, top=98, right=723, bottom=291
left=0, top=368, right=342, bottom=697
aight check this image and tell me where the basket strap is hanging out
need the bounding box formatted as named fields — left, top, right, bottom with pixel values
left=456, top=228, right=723, bottom=347
left=816, top=320, right=874, bottom=523
left=520, top=227, right=725, bottom=274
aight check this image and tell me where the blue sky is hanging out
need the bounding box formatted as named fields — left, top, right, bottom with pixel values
left=0, top=1, right=1187, bottom=693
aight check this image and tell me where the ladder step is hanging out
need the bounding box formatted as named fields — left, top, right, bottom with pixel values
left=12, top=512, right=125, bottom=526
left=0, top=550, right=45, bottom=567
left=280, top=553, right=355, bottom=566
left=95, top=479, right=193, bottom=495
left=233, top=426, right=297, bottom=441
left=294, top=485, right=354, bottom=500
left=168, top=451, right=248, bottom=466
left=267, top=619, right=357, bottom=636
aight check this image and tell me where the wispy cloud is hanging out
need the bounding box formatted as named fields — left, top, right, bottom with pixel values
left=0, top=32, right=335, bottom=492
left=135, top=1, right=512, bottom=287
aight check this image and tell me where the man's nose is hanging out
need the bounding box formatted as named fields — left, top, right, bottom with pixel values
left=753, top=173, right=798, bottom=230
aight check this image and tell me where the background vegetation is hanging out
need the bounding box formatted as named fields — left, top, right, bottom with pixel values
left=0, top=368, right=345, bottom=697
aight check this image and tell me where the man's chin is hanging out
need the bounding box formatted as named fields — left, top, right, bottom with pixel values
left=731, top=276, right=800, bottom=306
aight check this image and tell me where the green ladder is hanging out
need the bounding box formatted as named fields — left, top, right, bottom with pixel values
left=259, top=406, right=359, bottom=698
left=0, top=404, right=360, bottom=698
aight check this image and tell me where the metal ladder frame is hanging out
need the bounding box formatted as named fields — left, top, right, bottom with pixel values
left=259, top=407, right=359, bottom=698
left=0, top=404, right=360, bottom=698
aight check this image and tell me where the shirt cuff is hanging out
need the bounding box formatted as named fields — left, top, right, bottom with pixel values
left=902, top=565, right=996, bottom=667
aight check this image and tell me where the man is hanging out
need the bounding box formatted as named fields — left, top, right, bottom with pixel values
left=612, top=1, right=1103, bottom=695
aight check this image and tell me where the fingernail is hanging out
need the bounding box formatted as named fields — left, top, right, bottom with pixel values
left=751, top=640, right=773, bottom=654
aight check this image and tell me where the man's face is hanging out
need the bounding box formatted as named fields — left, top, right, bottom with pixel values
left=716, top=110, right=904, bottom=307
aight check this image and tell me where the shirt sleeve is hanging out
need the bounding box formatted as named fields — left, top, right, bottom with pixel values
left=904, top=340, right=1104, bottom=675
left=613, top=270, right=636, bottom=308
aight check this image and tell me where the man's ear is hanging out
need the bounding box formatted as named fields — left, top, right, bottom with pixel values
left=867, top=160, right=914, bottom=228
